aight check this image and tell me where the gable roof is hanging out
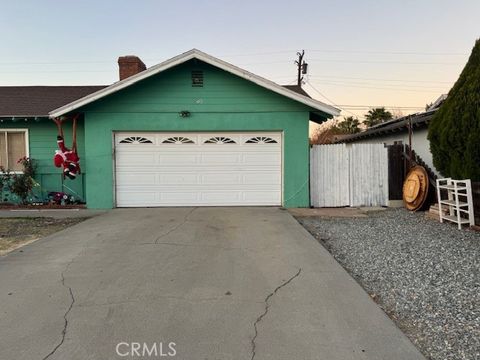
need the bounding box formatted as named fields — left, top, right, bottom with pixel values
left=282, top=85, right=312, bottom=98
left=335, top=110, right=436, bottom=143
left=0, top=86, right=107, bottom=117
left=49, top=49, right=340, bottom=118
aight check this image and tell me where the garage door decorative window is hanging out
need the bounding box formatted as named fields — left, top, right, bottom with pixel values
left=245, top=136, right=277, bottom=144
left=119, top=136, right=153, bottom=144
left=204, top=136, right=236, bottom=144
left=162, top=136, right=195, bottom=144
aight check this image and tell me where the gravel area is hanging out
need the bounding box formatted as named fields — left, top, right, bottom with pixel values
left=296, top=208, right=480, bottom=360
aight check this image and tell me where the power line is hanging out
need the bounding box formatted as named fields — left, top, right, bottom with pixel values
left=308, top=75, right=455, bottom=84
left=307, top=59, right=459, bottom=65
left=311, top=81, right=445, bottom=93
left=271, top=75, right=455, bottom=87
left=304, top=49, right=467, bottom=56
left=305, top=80, right=434, bottom=118
left=220, top=49, right=468, bottom=57
left=218, top=50, right=296, bottom=57
left=0, top=70, right=112, bottom=74
left=0, top=60, right=113, bottom=65
left=0, top=48, right=468, bottom=67
left=311, top=79, right=448, bottom=89
left=305, top=80, right=357, bottom=117
left=238, top=59, right=461, bottom=66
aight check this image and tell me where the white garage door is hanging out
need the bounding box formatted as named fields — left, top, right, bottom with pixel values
left=114, top=132, right=282, bottom=207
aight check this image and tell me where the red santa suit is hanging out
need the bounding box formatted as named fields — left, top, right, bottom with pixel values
left=53, top=136, right=81, bottom=179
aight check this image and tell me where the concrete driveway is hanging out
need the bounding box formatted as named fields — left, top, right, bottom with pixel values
left=0, top=208, right=424, bottom=360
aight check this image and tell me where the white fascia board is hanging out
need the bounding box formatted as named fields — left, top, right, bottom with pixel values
left=49, top=49, right=340, bottom=118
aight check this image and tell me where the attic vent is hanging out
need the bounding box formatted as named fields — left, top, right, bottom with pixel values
left=191, top=71, right=204, bottom=87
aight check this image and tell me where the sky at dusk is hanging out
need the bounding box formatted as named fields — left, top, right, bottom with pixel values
left=1, top=0, right=478, bottom=121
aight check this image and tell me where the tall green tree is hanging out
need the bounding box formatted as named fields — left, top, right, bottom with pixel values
left=337, top=116, right=361, bottom=134
left=428, top=39, right=480, bottom=180
left=363, top=107, right=393, bottom=127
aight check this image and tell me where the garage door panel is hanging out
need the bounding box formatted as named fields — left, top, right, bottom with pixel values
left=117, top=184, right=280, bottom=191
left=243, top=152, right=280, bottom=164
left=116, top=191, right=159, bottom=204
left=115, top=132, right=282, bottom=207
left=243, top=172, right=281, bottom=185
left=160, top=192, right=200, bottom=202
left=116, top=152, right=156, bottom=164
left=200, top=191, right=242, bottom=202
left=200, top=153, right=242, bottom=165
left=116, top=173, right=157, bottom=186
left=158, top=153, right=200, bottom=165
left=159, top=173, right=199, bottom=185
left=200, top=173, right=242, bottom=185
left=243, top=191, right=280, bottom=202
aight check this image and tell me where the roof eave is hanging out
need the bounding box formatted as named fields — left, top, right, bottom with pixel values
left=49, top=49, right=340, bottom=118
left=337, top=116, right=431, bottom=143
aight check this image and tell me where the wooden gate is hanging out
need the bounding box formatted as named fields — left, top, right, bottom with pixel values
left=310, top=144, right=389, bottom=207
left=386, top=143, right=406, bottom=201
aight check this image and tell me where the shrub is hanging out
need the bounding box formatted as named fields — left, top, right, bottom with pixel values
left=428, top=39, right=480, bottom=180
left=0, top=166, right=11, bottom=201
left=3, top=157, right=38, bottom=204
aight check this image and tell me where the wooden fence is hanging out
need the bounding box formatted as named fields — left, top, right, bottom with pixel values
left=310, top=143, right=389, bottom=207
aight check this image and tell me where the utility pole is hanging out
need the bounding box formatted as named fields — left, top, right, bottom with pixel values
left=295, top=50, right=308, bottom=86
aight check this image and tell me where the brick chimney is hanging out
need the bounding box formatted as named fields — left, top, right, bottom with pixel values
left=118, top=55, right=146, bottom=80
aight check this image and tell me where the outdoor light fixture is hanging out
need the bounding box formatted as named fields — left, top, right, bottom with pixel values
left=179, top=111, right=191, bottom=118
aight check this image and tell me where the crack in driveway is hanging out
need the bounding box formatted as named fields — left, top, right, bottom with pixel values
left=41, top=258, right=77, bottom=360
left=250, top=268, right=302, bottom=360
left=153, top=208, right=197, bottom=244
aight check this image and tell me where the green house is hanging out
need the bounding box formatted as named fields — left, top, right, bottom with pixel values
left=0, top=49, right=339, bottom=208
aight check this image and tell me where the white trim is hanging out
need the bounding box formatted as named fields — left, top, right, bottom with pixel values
left=49, top=49, right=340, bottom=118
left=0, top=129, right=29, bottom=171
left=112, top=131, right=117, bottom=208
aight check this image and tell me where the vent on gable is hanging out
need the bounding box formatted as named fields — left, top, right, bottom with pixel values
left=191, top=71, right=204, bottom=87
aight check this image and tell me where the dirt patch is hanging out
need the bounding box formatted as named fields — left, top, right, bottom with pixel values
left=0, top=217, right=87, bottom=255
left=0, top=203, right=86, bottom=210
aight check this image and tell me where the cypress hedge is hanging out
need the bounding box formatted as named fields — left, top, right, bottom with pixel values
left=428, top=39, right=480, bottom=180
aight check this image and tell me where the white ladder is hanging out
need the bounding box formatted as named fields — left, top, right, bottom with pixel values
left=436, top=178, right=475, bottom=229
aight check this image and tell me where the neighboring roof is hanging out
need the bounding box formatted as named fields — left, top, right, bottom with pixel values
left=282, top=85, right=312, bottom=98
left=0, top=86, right=107, bottom=117
left=49, top=49, right=340, bottom=118
left=335, top=110, right=436, bottom=143
left=426, top=94, right=447, bottom=111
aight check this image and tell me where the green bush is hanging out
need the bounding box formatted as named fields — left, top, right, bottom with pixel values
left=428, top=39, right=480, bottom=180
left=0, top=157, right=38, bottom=204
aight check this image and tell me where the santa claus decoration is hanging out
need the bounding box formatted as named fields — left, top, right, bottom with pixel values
left=53, top=114, right=81, bottom=180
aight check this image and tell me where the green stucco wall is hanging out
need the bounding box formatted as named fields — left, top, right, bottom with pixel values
left=80, top=60, right=318, bottom=208
left=0, top=119, right=86, bottom=202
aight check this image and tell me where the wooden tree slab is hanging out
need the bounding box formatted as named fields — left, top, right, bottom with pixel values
left=403, top=166, right=429, bottom=211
